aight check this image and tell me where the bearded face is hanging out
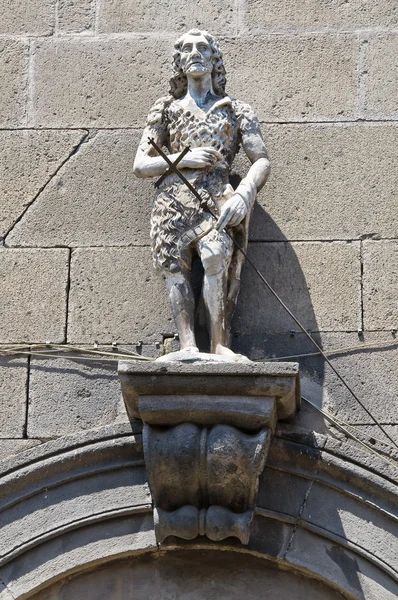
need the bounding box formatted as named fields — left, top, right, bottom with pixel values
left=179, top=33, right=214, bottom=78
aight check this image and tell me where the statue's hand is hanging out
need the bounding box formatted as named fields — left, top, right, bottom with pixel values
left=215, top=195, right=247, bottom=231
left=181, top=147, right=223, bottom=169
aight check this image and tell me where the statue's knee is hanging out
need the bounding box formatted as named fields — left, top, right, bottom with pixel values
left=164, top=272, right=186, bottom=284
left=201, top=249, right=226, bottom=276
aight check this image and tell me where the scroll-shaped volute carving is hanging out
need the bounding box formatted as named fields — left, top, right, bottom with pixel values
left=118, top=361, right=301, bottom=545
left=144, top=423, right=271, bottom=514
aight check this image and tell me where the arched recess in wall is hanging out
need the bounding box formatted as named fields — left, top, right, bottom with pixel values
left=0, top=424, right=396, bottom=600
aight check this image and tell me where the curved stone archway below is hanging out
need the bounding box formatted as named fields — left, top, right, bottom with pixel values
left=30, top=550, right=346, bottom=600
left=0, top=424, right=396, bottom=600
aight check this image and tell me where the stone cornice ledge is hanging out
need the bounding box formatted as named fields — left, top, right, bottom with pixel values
left=118, top=360, right=300, bottom=545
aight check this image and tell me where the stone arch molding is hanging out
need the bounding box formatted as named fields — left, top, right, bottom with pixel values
left=0, top=423, right=396, bottom=600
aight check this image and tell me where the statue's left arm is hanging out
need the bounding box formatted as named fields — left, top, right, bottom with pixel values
left=216, top=102, right=270, bottom=231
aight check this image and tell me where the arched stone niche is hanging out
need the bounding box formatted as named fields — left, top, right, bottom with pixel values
left=0, top=424, right=396, bottom=600
left=29, top=550, right=346, bottom=600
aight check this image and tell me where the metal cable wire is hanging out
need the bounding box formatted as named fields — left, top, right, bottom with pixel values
left=302, top=396, right=397, bottom=468
left=0, top=343, right=154, bottom=361
left=149, top=138, right=398, bottom=451
left=2, top=343, right=395, bottom=463
left=236, top=248, right=398, bottom=450
left=267, top=339, right=398, bottom=362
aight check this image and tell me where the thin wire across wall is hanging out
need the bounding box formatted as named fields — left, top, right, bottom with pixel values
left=1, top=343, right=396, bottom=465
left=148, top=138, right=398, bottom=451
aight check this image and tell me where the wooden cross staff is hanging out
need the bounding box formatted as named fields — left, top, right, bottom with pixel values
left=149, top=138, right=207, bottom=207
left=147, top=143, right=398, bottom=452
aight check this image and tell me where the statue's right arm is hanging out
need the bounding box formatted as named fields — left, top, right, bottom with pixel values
left=133, top=98, right=222, bottom=178
left=133, top=144, right=222, bottom=178
left=133, top=144, right=179, bottom=178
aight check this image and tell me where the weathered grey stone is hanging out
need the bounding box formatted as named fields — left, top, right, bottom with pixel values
left=266, top=437, right=324, bottom=482
left=6, top=125, right=398, bottom=246
left=257, top=467, right=312, bottom=518
left=234, top=241, right=361, bottom=334
left=242, top=0, right=398, bottom=33
left=68, top=247, right=173, bottom=344
left=231, top=331, right=325, bottom=362
left=247, top=123, right=398, bottom=241
left=266, top=436, right=397, bottom=517
left=7, top=131, right=153, bottom=247
left=0, top=440, right=42, bottom=460
left=231, top=330, right=398, bottom=432
left=363, top=240, right=398, bottom=330
left=0, top=358, right=28, bottom=438
left=58, top=0, right=95, bottom=33
left=0, top=514, right=156, bottom=599
left=319, top=444, right=398, bottom=509
left=1, top=130, right=86, bottom=240
left=286, top=527, right=398, bottom=600
left=27, top=357, right=127, bottom=437
left=155, top=349, right=251, bottom=364
left=118, top=360, right=300, bottom=420
left=233, top=328, right=398, bottom=448
left=365, top=34, right=398, bottom=119
left=119, top=360, right=300, bottom=544
left=163, top=336, right=180, bottom=355
left=0, top=420, right=395, bottom=599
left=299, top=332, right=398, bottom=427
left=27, top=551, right=348, bottom=600
left=118, top=344, right=163, bottom=360
left=139, top=395, right=275, bottom=430
left=302, top=481, right=398, bottom=569
left=223, top=35, right=357, bottom=122
left=0, top=427, right=153, bottom=597
left=0, top=0, right=54, bottom=35
left=0, top=427, right=143, bottom=503
left=249, top=514, right=294, bottom=559
left=0, top=40, right=28, bottom=127
left=344, top=424, right=398, bottom=457
left=275, top=412, right=329, bottom=448
left=0, top=583, right=14, bottom=600
left=32, top=38, right=171, bottom=128
left=0, top=249, right=69, bottom=344
left=1, top=465, right=150, bottom=563
left=323, top=434, right=398, bottom=484
left=99, top=0, right=235, bottom=34
left=0, top=423, right=139, bottom=479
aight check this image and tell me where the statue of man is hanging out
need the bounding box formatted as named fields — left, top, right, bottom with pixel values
left=134, top=29, right=270, bottom=357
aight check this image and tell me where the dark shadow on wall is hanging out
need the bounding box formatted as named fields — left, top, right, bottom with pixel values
left=232, top=203, right=327, bottom=434
left=186, top=187, right=330, bottom=437
left=228, top=205, right=380, bottom=596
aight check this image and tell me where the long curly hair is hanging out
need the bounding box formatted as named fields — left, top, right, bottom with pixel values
left=169, top=29, right=227, bottom=99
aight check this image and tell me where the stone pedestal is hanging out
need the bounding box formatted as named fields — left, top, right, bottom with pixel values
left=118, top=361, right=300, bottom=545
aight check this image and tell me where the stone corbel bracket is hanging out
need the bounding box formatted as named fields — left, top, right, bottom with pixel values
left=118, top=361, right=300, bottom=546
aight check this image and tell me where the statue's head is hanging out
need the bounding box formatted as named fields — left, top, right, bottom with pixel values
left=170, top=29, right=227, bottom=99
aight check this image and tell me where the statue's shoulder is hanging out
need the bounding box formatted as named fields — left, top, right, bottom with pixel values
left=232, top=98, right=257, bottom=120
left=146, top=95, right=174, bottom=127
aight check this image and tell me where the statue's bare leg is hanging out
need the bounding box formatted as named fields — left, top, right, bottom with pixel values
left=198, top=232, right=235, bottom=355
left=164, top=272, right=198, bottom=351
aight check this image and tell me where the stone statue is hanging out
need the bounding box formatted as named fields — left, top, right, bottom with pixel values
left=133, top=29, right=270, bottom=357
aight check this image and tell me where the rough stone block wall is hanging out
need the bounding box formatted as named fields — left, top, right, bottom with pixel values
left=0, top=0, right=397, bottom=460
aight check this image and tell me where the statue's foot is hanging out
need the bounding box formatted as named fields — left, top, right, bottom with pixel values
left=214, top=344, right=239, bottom=357
left=213, top=344, right=252, bottom=363
left=156, top=346, right=200, bottom=362
left=156, top=345, right=251, bottom=363
left=180, top=346, right=200, bottom=353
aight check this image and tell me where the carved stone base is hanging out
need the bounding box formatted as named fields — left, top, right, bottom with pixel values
left=118, top=360, right=300, bottom=545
